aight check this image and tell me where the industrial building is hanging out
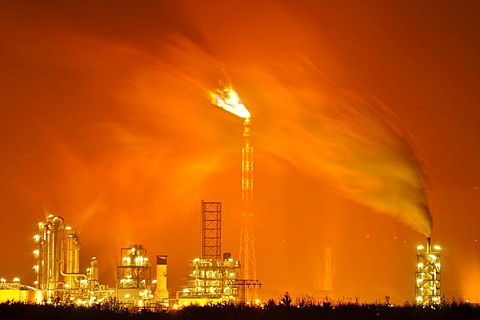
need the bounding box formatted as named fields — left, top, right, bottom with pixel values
left=178, top=255, right=240, bottom=306
left=115, top=244, right=169, bottom=309
left=0, top=278, right=36, bottom=303
left=32, top=214, right=112, bottom=304
left=177, top=201, right=241, bottom=306
left=415, top=238, right=441, bottom=306
left=26, top=214, right=169, bottom=308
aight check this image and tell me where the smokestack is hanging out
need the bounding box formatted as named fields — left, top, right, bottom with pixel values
left=156, top=255, right=169, bottom=300
left=426, top=237, right=431, bottom=254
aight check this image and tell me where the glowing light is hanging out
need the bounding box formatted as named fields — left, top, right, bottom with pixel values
left=210, top=86, right=250, bottom=119
left=13, top=277, right=20, bottom=283
left=433, top=245, right=441, bottom=251
left=417, top=245, right=424, bottom=250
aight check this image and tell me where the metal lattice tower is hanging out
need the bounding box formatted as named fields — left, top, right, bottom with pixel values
left=239, top=120, right=258, bottom=302
left=201, top=201, right=222, bottom=260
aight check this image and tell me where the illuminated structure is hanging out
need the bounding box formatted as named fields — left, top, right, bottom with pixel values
left=33, top=215, right=85, bottom=301
left=211, top=87, right=260, bottom=303
left=116, top=244, right=156, bottom=309
left=178, top=200, right=241, bottom=306
left=0, top=278, right=36, bottom=303
left=415, top=238, right=441, bottom=306
left=178, top=255, right=240, bottom=306
left=33, top=214, right=113, bottom=305
left=31, top=216, right=172, bottom=308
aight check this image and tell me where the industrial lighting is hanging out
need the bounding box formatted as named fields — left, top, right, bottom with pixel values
left=433, top=245, right=441, bottom=251
left=415, top=238, right=441, bottom=306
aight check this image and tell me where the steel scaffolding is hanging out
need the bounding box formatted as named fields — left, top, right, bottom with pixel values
left=116, top=245, right=153, bottom=308
left=201, top=201, right=222, bottom=261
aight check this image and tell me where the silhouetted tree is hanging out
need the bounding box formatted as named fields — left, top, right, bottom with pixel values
left=280, top=291, right=292, bottom=307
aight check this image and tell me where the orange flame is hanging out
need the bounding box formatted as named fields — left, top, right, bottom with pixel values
left=210, top=86, right=250, bottom=119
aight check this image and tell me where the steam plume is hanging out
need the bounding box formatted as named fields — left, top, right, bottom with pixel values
left=251, top=61, right=432, bottom=236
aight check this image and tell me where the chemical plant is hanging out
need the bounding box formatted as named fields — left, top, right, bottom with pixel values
left=32, top=214, right=169, bottom=308
left=0, top=212, right=443, bottom=308
left=0, top=87, right=443, bottom=308
left=0, top=201, right=249, bottom=308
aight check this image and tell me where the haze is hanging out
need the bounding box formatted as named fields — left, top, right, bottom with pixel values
left=1, top=1, right=479, bottom=303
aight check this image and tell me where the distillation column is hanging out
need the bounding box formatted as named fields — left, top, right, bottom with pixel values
left=34, top=215, right=65, bottom=299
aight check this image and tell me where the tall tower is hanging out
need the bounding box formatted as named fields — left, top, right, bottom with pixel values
left=239, top=119, right=258, bottom=302
left=415, top=238, right=441, bottom=306
left=210, top=86, right=260, bottom=303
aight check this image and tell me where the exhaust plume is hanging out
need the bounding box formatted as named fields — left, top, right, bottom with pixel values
left=251, top=62, right=432, bottom=236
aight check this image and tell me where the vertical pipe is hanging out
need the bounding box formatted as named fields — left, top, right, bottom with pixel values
left=426, top=237, right=431, bottom=254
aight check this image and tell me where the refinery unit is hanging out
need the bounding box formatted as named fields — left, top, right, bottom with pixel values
left=415, top=237, right=442, bottom=306
left=177, top=201, right=242, bottom=306
left=0, top=212, right=443, bottom=307
left=0, top=203, right=242, bottom=308
left=33, top=214, right=112, bottom=305
left=116, top=245, right=169, bottom=309
left=25, top=214, right=169, bottom=308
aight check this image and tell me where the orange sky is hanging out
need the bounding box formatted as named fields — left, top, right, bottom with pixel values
left=1, top=0, right=479, bottom=304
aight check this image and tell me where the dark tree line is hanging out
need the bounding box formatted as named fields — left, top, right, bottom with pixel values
left=1, top=300, right=479, bottom=320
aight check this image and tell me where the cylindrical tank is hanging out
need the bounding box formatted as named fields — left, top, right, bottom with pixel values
left=87, top=257, right=99, bottom=290
left=64, top=226, right=81, bottom=288
left=48, top=216, right=64, bottom=291
left=156, top=255, right=169, bottom=300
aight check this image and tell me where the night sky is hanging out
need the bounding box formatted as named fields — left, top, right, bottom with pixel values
left=1, top=1, right=479, bottom=304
